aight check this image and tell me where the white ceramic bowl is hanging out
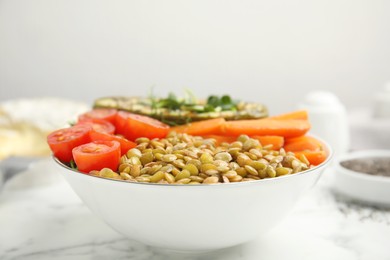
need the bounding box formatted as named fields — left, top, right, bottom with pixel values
left=333, top=150, right=390, bottom=207
left=54, top=147, right=332, bottom=251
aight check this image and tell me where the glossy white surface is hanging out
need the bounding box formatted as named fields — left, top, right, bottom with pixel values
left=55, top=155, right=330, bottom=251
left=1, top=159, right=389, bottom=260
left=333, top=150, right=390, bottom=207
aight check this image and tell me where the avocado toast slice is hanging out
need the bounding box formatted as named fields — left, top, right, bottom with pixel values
left=93, top=94, right=268, bottom=126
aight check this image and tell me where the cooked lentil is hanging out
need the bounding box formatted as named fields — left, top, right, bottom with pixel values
left=91, top=132, right=312, bottom=184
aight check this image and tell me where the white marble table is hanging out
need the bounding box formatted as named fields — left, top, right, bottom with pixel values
left=1, top=159, right=390, bottom=260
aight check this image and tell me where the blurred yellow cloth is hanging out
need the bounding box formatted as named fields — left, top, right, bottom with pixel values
left=0, top=98, right=89, bottom=160
left=0, top=110, right=50, bottom=159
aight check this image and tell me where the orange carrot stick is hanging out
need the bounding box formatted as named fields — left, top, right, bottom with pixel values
left=251, top=136, right=284, bottom=150
left=284, top=135, right=324, bottom=152
left=170, top=118, right=226, bottom=136
left=269, top=110, right=308, bottom=120
left=294, top=151, right=327, bottom=166
left=223, top=119, right=310, bottom=138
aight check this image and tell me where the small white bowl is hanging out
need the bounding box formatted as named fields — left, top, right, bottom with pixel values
left=333, top=150, right=390, bottom=207
left=53, top=145, right=332, bottom=252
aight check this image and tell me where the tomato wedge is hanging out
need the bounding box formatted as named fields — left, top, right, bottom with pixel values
left=115, top=111, right=170, bottom=141
left=89, top=131, right=137, bottom=155
left=77, top=119, right=115, bottom=135
left=78, top=108, right=117, bottom=124
left=47, top=124, right=92, bottom=163
left=72, top=140, right=121, bottom=173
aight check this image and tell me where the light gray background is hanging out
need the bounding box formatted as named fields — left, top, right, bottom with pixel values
left=1, top=0, right=389, bottom=113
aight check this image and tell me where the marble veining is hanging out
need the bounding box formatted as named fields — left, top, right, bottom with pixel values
left=0, top=159, right=389, bottom=260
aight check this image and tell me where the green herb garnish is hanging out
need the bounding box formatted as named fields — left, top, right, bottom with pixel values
left=149, top=91, right=238, bottom=114
left=206, top=95, right=237, bottom=112
left=69, top=160, right=78, bottom=170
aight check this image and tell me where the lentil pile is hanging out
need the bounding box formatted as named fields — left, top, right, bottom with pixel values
left=91, top=132, right=312, bottom=184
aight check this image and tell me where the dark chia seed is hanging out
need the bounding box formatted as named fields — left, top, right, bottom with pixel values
left=340, top=157, right=390, bottom=177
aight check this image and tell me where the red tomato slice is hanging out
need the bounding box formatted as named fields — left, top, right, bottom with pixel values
left=78, top=109, right=117, bottom=124
left=77, top=119, right=115, bottom=135
left=115, top=111, right=170, bottom=141
left=89, top=131, right=137, bottom=155
left=72, top=140, right=121, bottom=173
left=47, top=124, right=92, bottom=163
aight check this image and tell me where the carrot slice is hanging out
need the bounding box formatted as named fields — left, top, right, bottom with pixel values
left=223, top=119, right=310, bottom=138
left=285, top=136, right=328, bottom=165
left=294, top=151, right=327, bottom=166
left=284, top=136, right=323, bottom=152
left=269, top=110, right=308, bottom=120
left=251, top=136, right=284, bottom=150
left=170, top=118, right=226, bottom=136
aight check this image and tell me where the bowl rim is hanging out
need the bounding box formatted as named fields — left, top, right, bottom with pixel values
left=334, top=149, right=390, bottom=183
left=53, top=136, right=333, bottom=187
